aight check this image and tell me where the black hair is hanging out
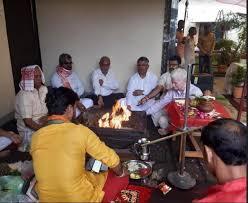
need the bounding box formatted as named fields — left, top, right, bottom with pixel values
left=178, top=20, right=184, bottom=27
left=201, top=118, right=247, bottom=165
left=169, top=55, right=181, bottom=65
left=46, top=87, right=79, bottom=115
left=137, top=56, right=149, bottom=64
left=189, top=27, right=197, bottom=35
left=59, top=53, right=72, bottom=66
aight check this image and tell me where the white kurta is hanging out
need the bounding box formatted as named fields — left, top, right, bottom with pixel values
left=146, top=84, right=203, bottom=128
left=51, top=71, right=84, bottom=97
left=92, top=68, right=119, bottom=96
left=184, top=36, right=196, bottom=67
left=121, top=72, right=157, bottom=111
left=51, top=71, right=93, bottom=116
left=158, top=72, right=173, bottom=91
left=15, top=85, right=48, bottom=150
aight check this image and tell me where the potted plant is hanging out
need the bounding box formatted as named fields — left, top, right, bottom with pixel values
left=215, top=39, right=237, bottom=73
left=215, top=12, right=246, bottom=73
left=231, top=65, right=246, bottom=98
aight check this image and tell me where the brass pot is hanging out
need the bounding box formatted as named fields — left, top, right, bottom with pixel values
left=196, top=100, right=214, bottom=113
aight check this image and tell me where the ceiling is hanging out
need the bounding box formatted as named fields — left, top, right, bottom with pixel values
left=216, top=0, right=246, bottom=7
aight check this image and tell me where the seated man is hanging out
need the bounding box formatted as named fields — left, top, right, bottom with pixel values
left=146, top=68, right=202, bottom=135
left=193, top=118, right=247, bottom=203
left=0, top=129, right=22, bottom=156
left=31, top=87, right=128, bottom=202
left=90, top=56, right=124, bottom=108
left=15, top=65, right=48, bottom=151
left=51, top=53, right=93, bottom=116
left=120, top=57, right=158, bottom=111
left=139, top=55, right=181, bottom=105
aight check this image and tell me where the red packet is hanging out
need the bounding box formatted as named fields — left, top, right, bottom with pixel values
left=158, top=182, right=172, bottom=195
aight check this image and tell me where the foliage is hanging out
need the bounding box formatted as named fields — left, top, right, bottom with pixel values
left=231, top=65, right=246, bottom=86
left=215, top=12, right=246, bottom=64
left=215, top=39, right=238, bottom=65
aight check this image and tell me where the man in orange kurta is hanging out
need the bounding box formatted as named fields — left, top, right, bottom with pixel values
left=176, top=20, right=185, bottom=65
left=197, top=24, right=215, bottom=73
left=31, top=87, right=126, bottom=202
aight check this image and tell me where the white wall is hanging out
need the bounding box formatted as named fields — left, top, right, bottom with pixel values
left=0, top=0, right=15, bottom=120
left=36, top=0, right=164, bottom=92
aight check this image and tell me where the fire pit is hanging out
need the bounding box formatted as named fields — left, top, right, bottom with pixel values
left=80, top=103, right=148, bottom=149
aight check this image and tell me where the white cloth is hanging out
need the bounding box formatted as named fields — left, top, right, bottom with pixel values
left=158, top=72, right=172, bottom=91
left=184, top=36, right=196, bottom=67
left=51, top=71, right=84, bottom=97
left=123, top=72, right=158, bottom=111
left=119, top=97, right=156, bottom=112
left=151, top=110, right=168, bottom=128
left=92, top=68, right=119, bottom=96
left=223, top=62, right=248, bottom=95
left=19, top=65, right=45, bottom=91
left=0, top=137, right=12, bottom=151
left=75, top=98, right=94, bottom=117
left=146, top=84, right=203, bottom=115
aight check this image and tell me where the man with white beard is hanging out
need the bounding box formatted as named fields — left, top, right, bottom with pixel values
left=146, top=68, right=203, bottom=135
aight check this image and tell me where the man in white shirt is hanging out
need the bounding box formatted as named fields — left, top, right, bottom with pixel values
left=120, top=57, right=158, bottom=111
left=139, top=55, right=181, bottom=105
left=89, top=56, right=124, bottom=108
left=15, top=65, right=48, bottom=151
left=51, top=53, right=93, bottom=116
left=146, top=68, right=203, bottom=135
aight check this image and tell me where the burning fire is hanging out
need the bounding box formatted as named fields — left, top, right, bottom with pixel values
left=98, top=101, right=131, bottom=129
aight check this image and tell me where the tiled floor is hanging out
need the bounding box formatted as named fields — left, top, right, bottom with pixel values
left=213, top=77, right=247, bottom=124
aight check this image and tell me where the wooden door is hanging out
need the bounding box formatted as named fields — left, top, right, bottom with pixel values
left=3, top=0, right=42, bottom=93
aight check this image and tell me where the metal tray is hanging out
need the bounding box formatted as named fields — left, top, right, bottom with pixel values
left=122, top=160, right=152, bottom=179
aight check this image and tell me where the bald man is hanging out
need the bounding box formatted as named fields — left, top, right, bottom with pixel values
left=90, top=56, right=124, bottom=108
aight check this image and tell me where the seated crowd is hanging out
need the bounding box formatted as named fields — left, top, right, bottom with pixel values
left=0, top=53, right=246, bottom=202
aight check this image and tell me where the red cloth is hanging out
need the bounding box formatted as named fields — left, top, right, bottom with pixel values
left=102, top=170, right=129, bottom=202
left=166, top=100, right=231, bottom=130
left=19, top=65, right=44, bottom=91
left=56, top=66, right=72, bottom=88
left=193, top=177, right=247, bottom=203
left=114, top=185, right=153, bottom=203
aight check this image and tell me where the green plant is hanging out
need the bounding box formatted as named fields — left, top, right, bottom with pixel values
left=215, top=39, right=238, bottom=65
left=215, top=12, right=246, bottom=63
left=231, top=66, right=246, bottom=86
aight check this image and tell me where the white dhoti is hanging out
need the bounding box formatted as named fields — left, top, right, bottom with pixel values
left=151, top=110, right=169, bottom=129
left=76, top=98, right=94, bottom=117
left=119, top=98, right=155, bottom=111
left=18, top=130, right=34, bottom=152
left=0, top=137, right=12, bottom=151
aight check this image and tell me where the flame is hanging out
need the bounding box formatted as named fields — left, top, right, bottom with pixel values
left=98, top=101, right=131, bottom=129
